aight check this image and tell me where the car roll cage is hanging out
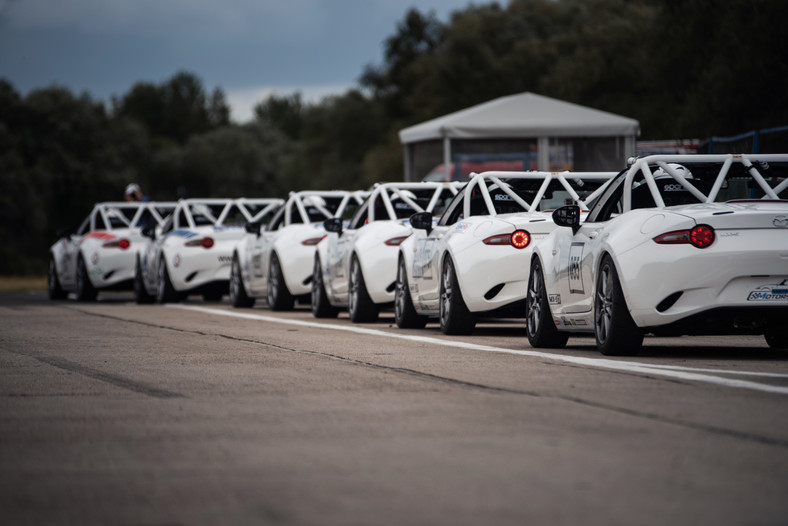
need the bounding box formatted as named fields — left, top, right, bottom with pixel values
left=174, top=198, right=284, bottom=229
left=621, top=153, right=788, bottom=212
left=86, top=201, right=178, bottom=232
left=461, top=171, right=618, bottom=218
left=283, top=190, right=367, bottom=226
left=364, top=181, right=463, bottom=222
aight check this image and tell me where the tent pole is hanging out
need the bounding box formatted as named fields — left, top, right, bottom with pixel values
left=443, top=136, right=452, bottom=181
left=538, top=137, right=550, bottom=170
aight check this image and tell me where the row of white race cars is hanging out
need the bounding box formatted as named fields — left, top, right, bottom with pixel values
left=49, top=154, right=788, bottom=355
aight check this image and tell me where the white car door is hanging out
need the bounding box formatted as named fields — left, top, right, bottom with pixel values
left=60, top=214, right=92, bottom=287
left=325, top=227, right=357, bottom=299
left=411, top=224, right=450, bottom=305
left=551, top=223, right=606, bottom=316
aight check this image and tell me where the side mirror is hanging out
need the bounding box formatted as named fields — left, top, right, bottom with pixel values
left=142, top=226, right=156, bottom=240
left=245, top=221, right=261, bottom=237
left=552, top=205, right=581, bottom=233
left=409, top=211, right=433, bottom=235
left=56, top=227, right=74, bottom=239
left=323, top=217, right=343, bottom=234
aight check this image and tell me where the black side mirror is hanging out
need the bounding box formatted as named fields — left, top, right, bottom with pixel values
left=552, top=205, right=581, bottom=233
left=409, top=211, right=433, bottom=235
left=323, top=217, right=343, bottom=234
left=245, top=221, right=261, bottom=237
left=56, top=227, right=74, bottom=239
left=142, top=226, right=156, bottom=240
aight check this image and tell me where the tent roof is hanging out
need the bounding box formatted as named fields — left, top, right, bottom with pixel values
left=399, top=92, right=640, bottom=143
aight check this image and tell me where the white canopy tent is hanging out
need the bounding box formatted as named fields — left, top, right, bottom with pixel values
left=398, top=92, right=640, bottom=181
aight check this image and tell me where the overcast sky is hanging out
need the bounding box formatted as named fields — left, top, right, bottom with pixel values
left=0, top=0, right=475, bottom=122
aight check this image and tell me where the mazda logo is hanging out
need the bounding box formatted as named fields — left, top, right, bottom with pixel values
left=774, top=216, right=788, bottom=228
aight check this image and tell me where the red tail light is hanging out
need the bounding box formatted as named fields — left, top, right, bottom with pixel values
left=185, top=237, right=214, bottom=248
left=654, top=225, right=715, bottom=248
left=103, top=238, right=131, bottom=250
left=384, top=235, right=410, bottom=246
left=483, top=230, right=530, bottom=249
left=302, top=235, right=326, bottom=246
left=689, top=225, right=715, bottom=248
left=510, top=230, right=530, bottom=249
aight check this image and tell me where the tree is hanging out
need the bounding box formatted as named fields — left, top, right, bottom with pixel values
left=254, top=93, right=304, bottom=140
left=113, top=71, right=230, bottom=146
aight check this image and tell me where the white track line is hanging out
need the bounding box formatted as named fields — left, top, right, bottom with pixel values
left=170, top=304, right=788, bottom=396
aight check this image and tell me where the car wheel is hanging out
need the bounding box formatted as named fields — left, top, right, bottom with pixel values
left=348, top=256, right=379, bottom=323
left=765, top=326, right=788, bottom=349
left=156, top=257, right=182, bottom=304
left=439, top=257, right=476, bottom=335
left=75, top=255, right=97, bottom=302
left=394, top=257, right=427, bottom=329
left=229, top=255, right=255, bottom=308
left=594, top=255, right=643, bottom=356
left=267, top=253, right=294, bottom=310
left=526, top=259, right=568, bottom=348
left=47, top=257, right=68, bottom=300
left=133, top=257, right=155, bottom=304
left=311, top=256, right=338, bottom=318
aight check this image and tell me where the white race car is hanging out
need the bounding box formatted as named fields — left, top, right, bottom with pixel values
left=312, top=181, right=462, bottom=322
left=134, top=198, right=281, bottom=304
left=526, top=154, right=788, bottom=355
left=48, top=201, right=175, bottom=301
left=229, top=190, right=365, bottom=310
left=395, top=171, right=616, bottom=334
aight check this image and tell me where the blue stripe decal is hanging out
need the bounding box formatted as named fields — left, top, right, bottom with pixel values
left=171, top=229, right=198, bottom=239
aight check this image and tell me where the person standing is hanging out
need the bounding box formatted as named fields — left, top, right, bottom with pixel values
left=124, top=183, right=149, bottom=202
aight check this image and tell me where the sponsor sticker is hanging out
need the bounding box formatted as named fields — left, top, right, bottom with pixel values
left=747, top=280, right=788, bottom=301
left=662, top=184, right=687, bottom=192
left=568, top=242, right=585, bottom=294
left=548, top=294, right=561, bottom=305
left=218, top=255, right=233, bottom=264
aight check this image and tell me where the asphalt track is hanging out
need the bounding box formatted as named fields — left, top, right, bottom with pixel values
left=2, top=290, right=788, bottom=525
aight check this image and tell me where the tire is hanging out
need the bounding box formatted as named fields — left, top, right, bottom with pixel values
left=133, top=257, right=155, bottom=304
left=765, top=326, right=788, bottom=349
left=394, top=256, right=427, bottom=329
left=229, top=256, right=255, bottom=308
left=348, top=256, right=379, bottom=323
left=439, top=257, right=476, bottom=335
left=526, top=259, right=568, bottom=348
left=311, top=256, right=338, bottom=318
left=75, top=255, right=97, bottom=302
left=156, top=257, right=182, bottom=304
left=594, top=255, right=643, bottom=356
left=47, top=257, right=67, bottom=300
left=267, top=253, right=294, bottom=311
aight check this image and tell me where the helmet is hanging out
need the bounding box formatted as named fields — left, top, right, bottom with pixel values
left=125, top=183, right=141, bottom=195
left=302, top=195, right=327, bottom=208
left=653, top=163, right=692, bottom=179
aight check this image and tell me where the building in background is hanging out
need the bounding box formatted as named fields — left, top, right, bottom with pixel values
left=399, top=92, right=640, bottom=181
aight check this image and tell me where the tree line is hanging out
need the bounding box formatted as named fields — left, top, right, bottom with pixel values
left=2, top=0, right=786, bottom=275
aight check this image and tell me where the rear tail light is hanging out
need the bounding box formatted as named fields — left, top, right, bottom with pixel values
left=103, top=238, right=131, bottom=250
left=185, top=237, right=215, bottom=248
left=654, top=225, right=715, bottom=248
left=384, top=235, right=410, bottom=246
left=483, top=230, right=531, bottom=249
left=302, top=235, right=326, bottom=246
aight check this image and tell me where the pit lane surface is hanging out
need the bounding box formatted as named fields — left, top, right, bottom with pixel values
left=2, top=291, right=787, bottom=525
